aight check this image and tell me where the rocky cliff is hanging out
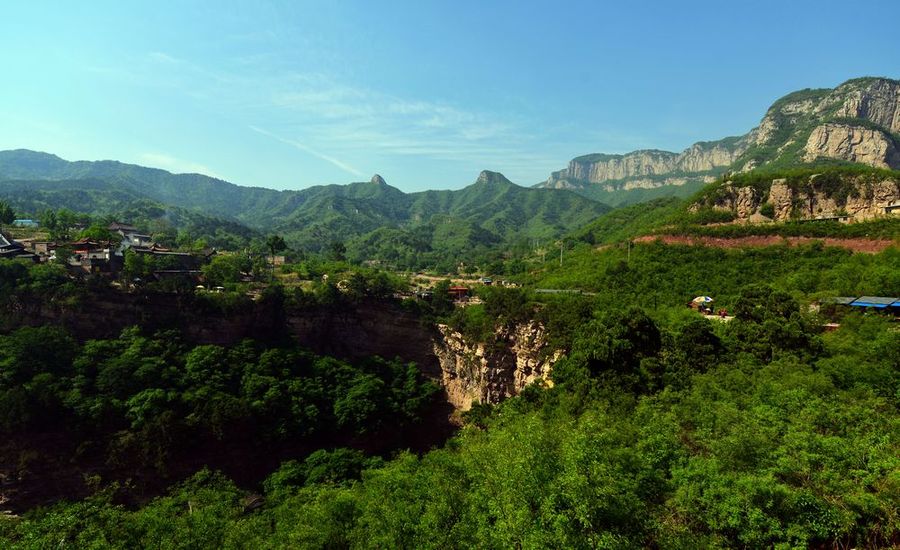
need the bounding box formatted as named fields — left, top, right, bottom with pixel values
left=433, top=322, right=560, bottom=411
left=540, top=77, right=900, bottom=197
left=739, top=77, right=900, bottom=170
left=803, top=123, right=900, bottom=168
left=706, top=173, right=900, bottom=222
left=543, top=139, right=744, bottom=191
left=2, top=291, right=559, bottom=413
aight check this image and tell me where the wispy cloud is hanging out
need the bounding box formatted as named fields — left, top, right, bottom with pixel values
left=249, top=125, right=364, bottom=177
left=139, top=152, right=223, bottom=179
left=147, top=51, right=183, bottom=64
left=261, top=75, right=547, bottom=170
left=85, top=51, right=570, bottom=184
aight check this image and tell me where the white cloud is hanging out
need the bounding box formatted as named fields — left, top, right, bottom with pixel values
left=138, top=152, right=223, bottom=179
left=91, top=53, right=569, bottom=184
left=147, top=51, right=183, bottom=64
left=249, top=125, right=364, bottom=177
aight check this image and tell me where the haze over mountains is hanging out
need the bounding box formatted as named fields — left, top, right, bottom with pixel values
left=0, top=151, right=609, bottom=261
left=1, top=76, right=898, bottom=258
left=538, top=77, right=900, bottom=205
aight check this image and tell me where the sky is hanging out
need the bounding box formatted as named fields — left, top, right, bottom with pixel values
left=1, top=1, right=898, bottom=192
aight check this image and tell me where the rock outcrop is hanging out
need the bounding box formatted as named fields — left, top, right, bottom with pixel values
left=701, top=174, right=900, bottom=222
left=832, top=78, right=900, bottom=133
left=2, top=291, right=560, bottom=414
left=544, top=139, right=744, bottom=191
left=767, top=179, right=794, bottom=221
left=712, top=185, right=761, bottom=220
left=433, top=322, right=560, bottom=411
left=803, top=123, right=900, bottom=168
left=541, top=77, right=900, bottom=195
left=741, top=77, right=900, bottom=171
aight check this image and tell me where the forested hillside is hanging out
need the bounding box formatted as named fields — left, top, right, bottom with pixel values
left=1, top=237, right=898, bottom=548
left=0, top=152, right=609, bottom=269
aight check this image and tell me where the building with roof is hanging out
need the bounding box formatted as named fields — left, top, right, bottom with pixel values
left=0, top=232, right=38, bottom=262
left=448, top=285, right=470, bottom=301
left=823, top=296, right=900, bottom=312
left=69, top=238, right=119, bottom=273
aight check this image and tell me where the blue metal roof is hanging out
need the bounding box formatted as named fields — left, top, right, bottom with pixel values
left=849, top=296, right=899, bottom=308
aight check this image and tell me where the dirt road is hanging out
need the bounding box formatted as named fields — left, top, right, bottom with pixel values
left=633, top=234, right=896, bottom=253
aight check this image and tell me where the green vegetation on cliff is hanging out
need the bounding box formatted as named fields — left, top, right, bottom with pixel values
left=2, top=280, right=897, bottom=549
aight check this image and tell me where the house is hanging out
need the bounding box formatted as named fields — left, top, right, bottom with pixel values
left=13, top=219, right=39, bottom=228
left=29, top=241, right=54, bottom=258
left=0, top=232, right=38, bottom=262
left=797, top=214, right=850, bottom=223
left=69, top=238, right=119, bottom=273
left=133, top=245, right=201, bottom=270
left=448, top=285, right=470, bottom=301
left=108, top=222, right=138, bottom=233
left=885, top=202, right=900, bottom=215
left=11, top=239, right=56, bottom=262
left=823, top=296, right=900, bottom=314
left=109, top=222, right=155, bottom=251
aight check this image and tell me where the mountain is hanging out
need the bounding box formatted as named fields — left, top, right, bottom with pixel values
left=538, top=77, right=900, bottom=205
left=232, top=170, right=611, bottom=259
left=0, top=153, right=610, bottom=267
left=736, top=77, right=900, bottom=170
left=0, top=176, right=262, bottom=248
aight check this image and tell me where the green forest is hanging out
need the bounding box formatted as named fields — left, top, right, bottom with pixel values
left=3, top=12, right=900, bottom=546
left=1, top=236, right=898, bottom=548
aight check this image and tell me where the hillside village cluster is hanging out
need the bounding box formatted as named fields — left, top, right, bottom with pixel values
left=0, top=220, right=212, bottom=282
left=1, top=219, right=512, bottom=302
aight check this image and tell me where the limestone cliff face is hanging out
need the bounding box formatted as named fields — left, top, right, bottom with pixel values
left=705, top=175, right=900, bottom=222
left=564, top=150, right=679, bottom=183
left=740, top=78, right=900, bottom=170
left=831, top=78, right=900, bottom=133
left=2, top=291, right=559, bottom=413
left=433, top=322, right=560, bottom=411
left=544, top=140, right=744, bottom=191
left=713, top=184, right=761, bottom=220
left=803, top=123, right=900, bottom=168
left=678, top=142, right=745, bottom=172
left=542, top=77, right=900, bottom=194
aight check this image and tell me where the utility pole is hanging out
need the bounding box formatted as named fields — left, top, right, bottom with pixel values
left=559, top=241, right=563, bottom=266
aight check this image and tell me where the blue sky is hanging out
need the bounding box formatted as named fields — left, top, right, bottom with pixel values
left=1, top=1, right=898, bottom=192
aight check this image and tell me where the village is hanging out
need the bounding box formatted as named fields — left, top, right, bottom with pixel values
left=1, top=220, right=212, bottom=281
left=1, top=217, right=522, bottom=306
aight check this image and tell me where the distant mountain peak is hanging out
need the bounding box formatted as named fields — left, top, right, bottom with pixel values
left=476, top=170, right=512, bottom=186
left=370, top=174, right=387, bottom=185
left=538, top=75, right=900, bottom=197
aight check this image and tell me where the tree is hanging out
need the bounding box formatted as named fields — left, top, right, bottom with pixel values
left=328, top=240, right=347, bottom=262
left=0, top=200, right=15, bottom=229
left=265, top=235, right=288, bottom=280
left=266, top=235, right=287, bottom=258
left=202, top=254, right=251, bottom=287
left=732, top=284, right=799, bottom=323
left=570, top=307, right=662, bottom=376
left=78, top=224, right=116, bottom=243
left=38, top=209, right=58, bottom=232
left=123, top=249, right=153, bottom=283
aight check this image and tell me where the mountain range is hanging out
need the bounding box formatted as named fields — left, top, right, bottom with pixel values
left=538, top=76, right=900, bottom=205
left=2, top=75, right=898, bottom=267
left=0, top=152, right=609, bottom=267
